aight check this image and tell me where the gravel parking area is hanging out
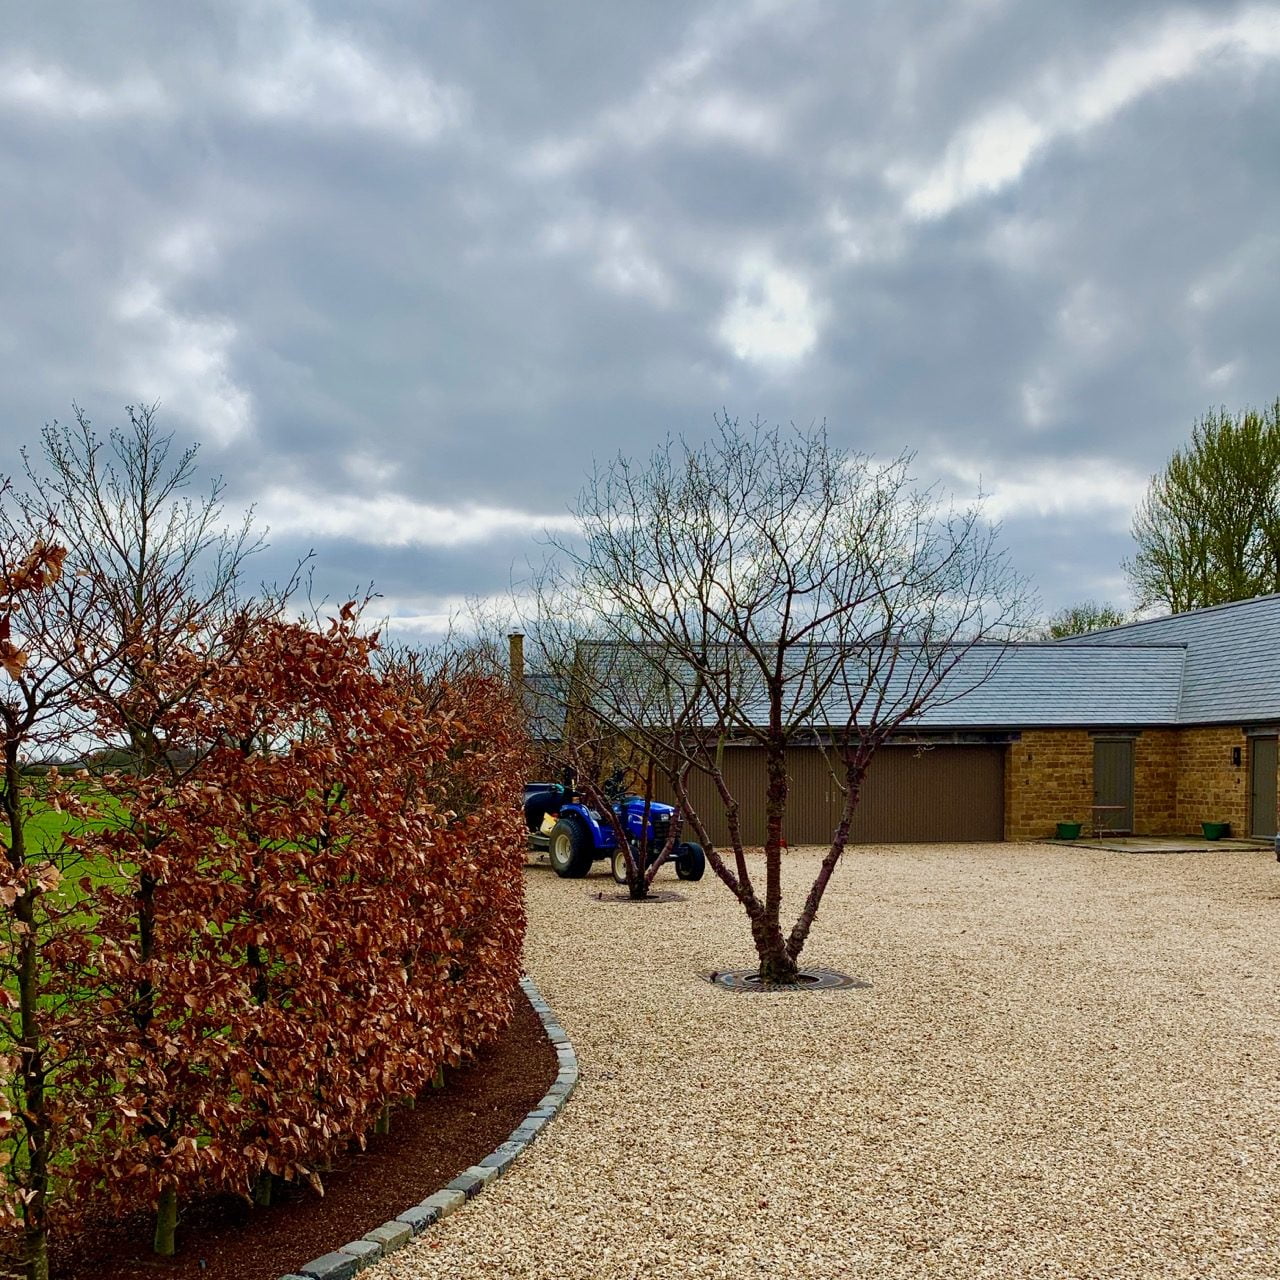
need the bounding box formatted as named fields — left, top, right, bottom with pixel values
left=375, top=844, right=1280, bottom=1279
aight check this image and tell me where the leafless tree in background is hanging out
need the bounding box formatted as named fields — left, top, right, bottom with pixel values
left=532, top=417, right=1032, bottom=982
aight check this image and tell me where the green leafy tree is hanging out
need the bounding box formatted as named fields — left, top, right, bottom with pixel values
left=1126, top=401, right=1280, bottom=612
left=1040, top=601, right=1129, bottom=639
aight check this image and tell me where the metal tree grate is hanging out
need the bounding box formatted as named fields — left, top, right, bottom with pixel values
left=701, top=967, right=871, bottom=993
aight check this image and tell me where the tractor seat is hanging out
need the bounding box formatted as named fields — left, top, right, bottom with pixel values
left=523, top=787, right=564, bottom=832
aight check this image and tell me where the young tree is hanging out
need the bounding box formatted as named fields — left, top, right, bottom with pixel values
left=1126, top=401, right=1280, bottom=612
left=0, top=531, right=79, bottom=1280
left=534, top=418, right=1031, bottom=983
left=19, top=405, right=277, bottom=1255
left=23, top=404, right=270, bottom=762
left=524, top=630, right=701, bottom=900
left=1039, top=601, right=1129, bottom=639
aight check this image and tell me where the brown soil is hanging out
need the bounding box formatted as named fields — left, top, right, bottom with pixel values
left=39, top=995, right=558, bottom=1280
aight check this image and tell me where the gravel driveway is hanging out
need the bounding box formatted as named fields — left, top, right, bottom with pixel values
left=375, top=844, right=1280, bottom=1279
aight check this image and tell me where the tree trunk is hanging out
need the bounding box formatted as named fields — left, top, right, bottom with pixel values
left=23, top=1232, right=48, bottom=1280
left=17, top=891, right=49, bottom=1280
left=153, top=1185, right=178, bottom=1256
left=5, top=740, right=51, bottom=1280
left=252, top=1172, right=273, bottom=1207
left=756, top=732, right=796, bottom=983
left=751, top=908, right=799, bottom=984
left=762, top=733, right=788, bottom=919
left=134, top=868, right=157, bottom=1032
left=786, top=752, right=870, bottom=962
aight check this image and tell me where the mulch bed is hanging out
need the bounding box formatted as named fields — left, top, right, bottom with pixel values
left=34, top=996, right=558, bottom=1280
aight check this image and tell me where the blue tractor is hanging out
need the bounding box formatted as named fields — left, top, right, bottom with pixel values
left=523, top=772, right=706, bottom=883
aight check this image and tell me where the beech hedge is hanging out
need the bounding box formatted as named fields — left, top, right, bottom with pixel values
left=0, top=610, right=527, bottom=1259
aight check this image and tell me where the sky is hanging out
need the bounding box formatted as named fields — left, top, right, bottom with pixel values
left=2, top=0, right=1278, bottom=638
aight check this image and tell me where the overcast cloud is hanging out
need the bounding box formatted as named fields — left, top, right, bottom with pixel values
left=2, top=0, right=1278, bottom=636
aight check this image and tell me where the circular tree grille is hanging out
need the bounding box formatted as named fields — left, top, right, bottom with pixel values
left=701, top=967, right=871, bottom=993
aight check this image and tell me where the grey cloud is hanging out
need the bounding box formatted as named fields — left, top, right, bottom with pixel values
left=1, top=0, right=1278, bottom=636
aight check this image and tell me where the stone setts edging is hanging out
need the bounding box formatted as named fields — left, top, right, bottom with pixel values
left=278, top=975, right=577, bottom=1280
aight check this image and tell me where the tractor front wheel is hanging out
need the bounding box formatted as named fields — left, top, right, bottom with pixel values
left=675, top=842, right=706, bottom=881
left=611, top=848, right=630, bottom=885
left=548, top=819, right=595, bottom=878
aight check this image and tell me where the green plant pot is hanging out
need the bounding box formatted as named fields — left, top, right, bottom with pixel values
left=1055, top=822, right=1082, bottom=840
left=1201, top=821, right=1230, bottom=840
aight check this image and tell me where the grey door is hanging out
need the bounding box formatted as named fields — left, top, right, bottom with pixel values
left=1093, top=739, right=1134, bottom=834
left=1251, top=736, right=1278, bottom=838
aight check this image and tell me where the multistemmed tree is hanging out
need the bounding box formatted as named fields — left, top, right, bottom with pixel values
left=534, top=417, right=1032, bottom=983
left=526, top=627, right=706, bottom=899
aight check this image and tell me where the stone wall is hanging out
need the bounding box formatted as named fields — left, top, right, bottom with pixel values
left=1005, top=726, right=1241, bottom=841
left=1133, top=730, right=1180, bottom=835
left=1176, top=725, right=1249, bottom=835
left=1004, top=730, right=1093, bottom=841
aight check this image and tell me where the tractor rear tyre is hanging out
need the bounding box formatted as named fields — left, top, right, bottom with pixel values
left=675, top=842, right=706, bottom=881
left=548, top=818, right=595, bottom=878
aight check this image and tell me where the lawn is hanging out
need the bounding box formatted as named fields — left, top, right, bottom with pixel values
left=376, top=844, right=1280, bottom=1280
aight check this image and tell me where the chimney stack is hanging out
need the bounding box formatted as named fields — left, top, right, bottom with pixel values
left=507, top=632, right=525, bottom=689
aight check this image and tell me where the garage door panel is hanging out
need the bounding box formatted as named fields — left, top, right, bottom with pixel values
left=659, top=743, right=1004, bottom=846
left=666, top=749, right=767, bottom=847
left=850, top=745, right=1004, bottom=843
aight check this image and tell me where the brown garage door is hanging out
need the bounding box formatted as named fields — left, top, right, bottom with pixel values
left=666, top=744, right=1005, bottom=846
left=849, top=745, right=1005, bottom=843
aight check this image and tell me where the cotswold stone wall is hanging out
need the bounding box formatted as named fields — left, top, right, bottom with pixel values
left=1134, top=729, right=1180, bottom=835
left=1176, top=725, right=1249, bottom=834
left=1005, top=727, right=1232, bottom=841
left=1004, top=730, right=1093, bottom=841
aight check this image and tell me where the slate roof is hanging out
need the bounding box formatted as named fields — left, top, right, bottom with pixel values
left=1061, top=591, right=1280, bottom=725
left=521, top=673, right=567, bottom=742
left=529, top=594, right=1280, bottom=737
left=648, top=642, right=1190, bottom=730
left=559, top=637, right=1188, bottom=732
left=905, top=643, right=1186, bottom=728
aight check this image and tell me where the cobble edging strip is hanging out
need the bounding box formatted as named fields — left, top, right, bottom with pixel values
left=279, top=975, right=576, bottom=1280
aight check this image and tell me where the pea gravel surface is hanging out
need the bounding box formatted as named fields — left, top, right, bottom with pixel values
left=373, top=845, right=1280, bottom=1279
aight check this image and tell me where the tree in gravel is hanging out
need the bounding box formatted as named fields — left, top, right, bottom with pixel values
left=533, top=418, right=1031, bottom=982
left=1039, top=601, right=1129, bottom=639
left=524, top=627, right=704, bottom=901
left=1126, top=401, right=1280, bottom=612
